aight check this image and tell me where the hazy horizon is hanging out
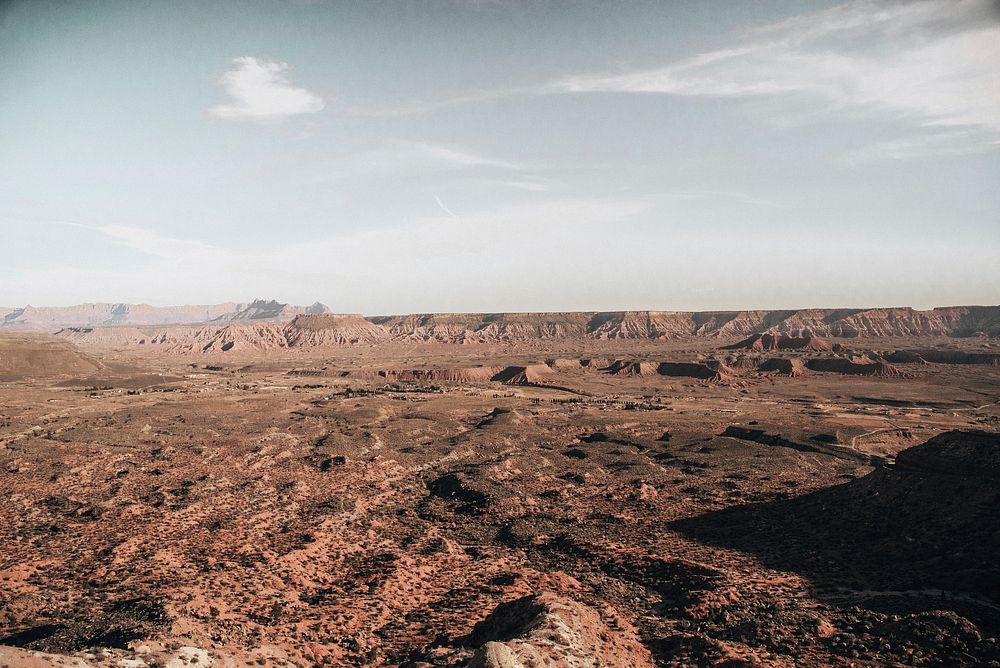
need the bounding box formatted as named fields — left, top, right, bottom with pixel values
left=3, top=297, right=999, bottom=316
left=2, top=0, right=998, bottom=312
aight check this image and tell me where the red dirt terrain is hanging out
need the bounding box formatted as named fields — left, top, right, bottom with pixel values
left=1, top=311, right=999, bottom=667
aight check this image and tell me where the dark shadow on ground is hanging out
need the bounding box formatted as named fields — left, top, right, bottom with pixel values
left=672, top=430, right=1000, bottom=631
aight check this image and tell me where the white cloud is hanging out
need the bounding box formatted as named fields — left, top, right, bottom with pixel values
left=655, top=190, right=782, bottom=209
left=209, top=57, right=324, bottom=120
left=846, top=129, right=1000, bottom=163
left=59, top=221, right=227, bottom=262
left=550, top=0, right=1000, bottom=133
left=95, top=224, right=226, bottom=260
left=353, top=140, right=523, bottom=175
left=433, top=195, right=458, bottom=218
left=317, top=139, right=537, bottom=186
left=404, top=141, right=521, bottom=170
left=346, top=88, right=528, bottom=118
left=355, top=1, right=999, bottom=161
left=486, top=179, right=550, bottom=192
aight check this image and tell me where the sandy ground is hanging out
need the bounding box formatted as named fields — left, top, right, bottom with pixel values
left=1, top=335, right=998, bottom=666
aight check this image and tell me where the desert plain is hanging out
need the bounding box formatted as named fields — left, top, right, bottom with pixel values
left=1, top=303, right=999, bottom=667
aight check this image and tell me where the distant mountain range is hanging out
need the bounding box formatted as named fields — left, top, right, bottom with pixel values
left=0, top=299, right=329, bottom=329
left=5, top=303, right=998, bottom=345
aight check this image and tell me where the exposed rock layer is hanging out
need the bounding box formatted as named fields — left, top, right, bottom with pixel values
left=45, top=305, right=1000, bottom=352
left=466, top=592, right=655, bottom=668
left=5, top=304, right=998, bottom=339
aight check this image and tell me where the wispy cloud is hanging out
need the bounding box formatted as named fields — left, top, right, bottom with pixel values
left=59, top=221, right=231, bottom=264
left=550, top=0, right=1000, bottom=133
left=209, top=56, right=324, bottom=121
left=845, top=129, right=1000, bottom=163
left=318, top=139, right=533, bottom=182
left=434, top=195, right=458, bottom=218
left=655, top=190, right=783, bottom=209
left=484, top=179, right=550, bottom=192
left=402, top=141, right=521, bottom=170
left=346, top=87, right=534, bottom=118
left=367, top=0, right=999, bottom=160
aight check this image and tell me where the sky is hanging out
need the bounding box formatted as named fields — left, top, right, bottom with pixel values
left=1, top=0, right=998, bottom=313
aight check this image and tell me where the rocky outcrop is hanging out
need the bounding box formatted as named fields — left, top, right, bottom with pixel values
left=466, top=592, right=654, bottom=668
left=54, top=326, right=201, bottom=348
left=368, top=313, right=479, bottom=343
left=372, top=312, right=593, bottom=343
left=723, top=333, right=834, bottom=352
left=283, top=314, right=390, bottom=346
left=758, top=357, right=808, bottom=376
left=588, top=311, right=697, bottom=339
left=604, top=360, right=659, bottom=376
left=656, top=361, right=734, bottom=382
left=765, top=307, right=1000, bottom=338
left=490, top=364, right=554, bottom=385
left=191, top=323, right=289, bottom=353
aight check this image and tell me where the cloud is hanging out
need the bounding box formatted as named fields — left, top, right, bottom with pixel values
left=209, top=57, right=324, bottom=120
left=654, top=190, right=782, bottom=209
left=485, top=179, right=550, bottom=192
left=317, top=139, right=535, bottom=184
left=404, top=141, right=521, bottom=170
left=347, top=87, right=534, bottom=117
left=845, top=129, right=1000, bottom=163
left=366, top=0, right=999, bottom=161
left=550, top=0, right=1000, bottom=133
left=434, top=195, right=458, bottom=218
left=61, top=221, right=226, bottom=262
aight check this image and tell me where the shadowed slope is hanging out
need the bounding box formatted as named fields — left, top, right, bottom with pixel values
left=674, top=431, right=1000, bottom=631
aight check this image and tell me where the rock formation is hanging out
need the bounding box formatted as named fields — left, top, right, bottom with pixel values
left=35, top=305, right=1000, bottom=357
left=466, top=592, right=654, bottom=668
left=723, top=333, right=833, bottom=352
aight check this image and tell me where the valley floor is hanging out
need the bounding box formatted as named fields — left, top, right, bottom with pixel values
left=1, top=338, right=998, bottom=666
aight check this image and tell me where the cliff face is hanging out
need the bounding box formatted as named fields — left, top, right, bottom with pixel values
left=15, top=304, right=1000, bottom=337
left=185, top=324, right=290, bottom=354
left=53, top=326, right=203, bottom=348
left=370, top=313, right=593, bottom=343
left=45, top=305, right=1000, bottom=351
left=283, top=314, right=390, bottom=346
left=375, top=306, right=1000, bottom=341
